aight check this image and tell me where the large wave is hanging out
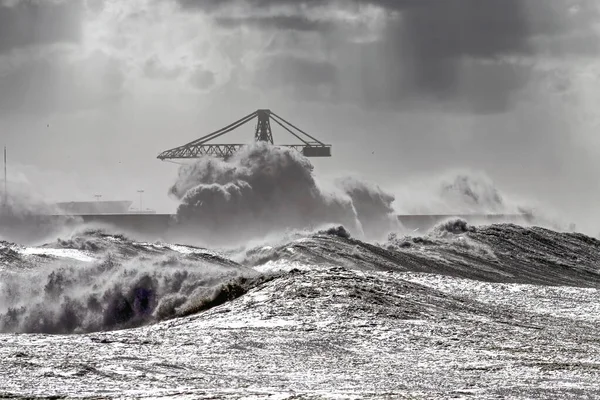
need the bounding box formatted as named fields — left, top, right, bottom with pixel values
left=244, top=219, right=600, bottom=287
left=0, top=231, right=267, bottom=334
left=2, top=217, right=600, bottom=336
left=169, top=143, right=399, bottom=244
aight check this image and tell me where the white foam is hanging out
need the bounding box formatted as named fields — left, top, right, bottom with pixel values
left=18, top=247, right=96, bottom=262
left=136, top=242, right=222, bottom=258
left=253, top=260, right=316, bottom=273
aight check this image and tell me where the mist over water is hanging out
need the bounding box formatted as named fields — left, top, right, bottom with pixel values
left=335, top=176, right=400, bottom=238
left=0, top=181, right=84, bottom=245
left=439, top=174, right=506, bottom=213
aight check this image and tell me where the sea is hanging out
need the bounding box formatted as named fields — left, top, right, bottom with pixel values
left=1, top=219, right=600, bottom=399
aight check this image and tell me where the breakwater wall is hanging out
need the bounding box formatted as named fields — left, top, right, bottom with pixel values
left=0, top=213, right=532, bottom=245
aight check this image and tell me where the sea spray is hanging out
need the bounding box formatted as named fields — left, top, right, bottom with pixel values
left=0, top=231, right=264, bottom=334
left=169, top=143, right=399, bottom=244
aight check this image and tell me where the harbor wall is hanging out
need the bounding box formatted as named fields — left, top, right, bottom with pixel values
left=0, top=212, right=532, bottom=245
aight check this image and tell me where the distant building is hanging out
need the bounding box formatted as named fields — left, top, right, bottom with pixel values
left=54, top=201, right=133, bottom=215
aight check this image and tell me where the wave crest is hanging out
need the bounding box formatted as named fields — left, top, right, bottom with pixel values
left=169, top=143, right=398, bottom=244
left=0, top=233, right=264, bottom=334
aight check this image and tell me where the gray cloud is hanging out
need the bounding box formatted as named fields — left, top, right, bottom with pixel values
left=179, top=0, right=598, bottom=113
left=2, top=0, right=596, bottom=114
left=189, top=67, right=216, bottom=90
left=256, top=55, right=336, bottom=88
left=0, top=50, right=124, bottom=114
left=335, top=0, right=532, bottom=112
left=392, top=0, right=531, bottom=58
left=384, top=0, right=597, bottom=111
left=177, top=0, right=599, bottom=55
left=215, top=15, right=334, bottom=32
left=143, top=56, right=184, bottom=80
left=0, top=0, right=82, bottom=54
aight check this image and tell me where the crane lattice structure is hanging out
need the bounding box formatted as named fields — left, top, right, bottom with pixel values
left=157, top=109, right=332, bottom=160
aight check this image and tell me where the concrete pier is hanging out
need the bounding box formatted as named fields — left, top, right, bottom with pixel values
left=0, top=212, right=531, bottom=245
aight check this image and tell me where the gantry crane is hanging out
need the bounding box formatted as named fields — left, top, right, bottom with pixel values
left=157, top=109, right=332, bottom=160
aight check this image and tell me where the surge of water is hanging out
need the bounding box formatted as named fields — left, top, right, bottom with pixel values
left=0, top=231, right=264, bottom=334
left=1, top=216, right=599, bottom=336
left=169, top=143, right=398, bottom=244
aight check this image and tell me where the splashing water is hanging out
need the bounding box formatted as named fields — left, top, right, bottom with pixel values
left=169, top=143, right=398, bottom=244
left=0, top=231, right=265, bottom=334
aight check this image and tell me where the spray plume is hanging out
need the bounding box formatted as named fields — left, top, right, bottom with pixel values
left=169, top=143, right=399, bottom=244
left=0, top=172, right=81, bottom=245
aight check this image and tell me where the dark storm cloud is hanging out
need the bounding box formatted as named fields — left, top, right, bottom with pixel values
left=0, top=0, right=82, bottom=54
left=364, top=0, right=598, bottom=111
left=176, top=0, right=322, bottom=11
left=253, top=55, right=338, bottom=102
left=343, top=0, right=530, bottom=111
left=380, top=0, right=531, bottom=57
left=1, top=0, right=596, bottom=115
left=180, top=0, right=599, bottom=57
left=177, top=0, right=334, bottom=33
left=177, top=0, right=599, bottom=113
left=215, top=15, right=333, bottom=32
left=376, top=0, right=597, bottom=75
left=256, top=55, right=336, bottom=87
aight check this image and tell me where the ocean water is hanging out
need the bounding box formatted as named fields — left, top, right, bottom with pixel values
left=1, top=220, right=600, bottom=398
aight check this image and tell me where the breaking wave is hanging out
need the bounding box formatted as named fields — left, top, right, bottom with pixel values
left=394, top=170, right=525, bottom=216
left=169, top=143, right=398, bottom=244
left=439, top=173, right=506, bottom=213
left=244, top=219, right=600, bottom=287
left=0, top=231, right=267, bottom=334
left=2, top=219, right=600, bottom=335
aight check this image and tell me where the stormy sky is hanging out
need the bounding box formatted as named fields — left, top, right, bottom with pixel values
left=0, top=0, right=599, bottom=230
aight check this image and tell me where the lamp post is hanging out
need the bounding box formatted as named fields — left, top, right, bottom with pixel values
left=137, top=190, right=144, bottom=213
left=3, top=146, right=7, bottom=208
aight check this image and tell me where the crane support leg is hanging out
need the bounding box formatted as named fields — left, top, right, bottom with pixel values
left=255, top=110, right=274, bottom=144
